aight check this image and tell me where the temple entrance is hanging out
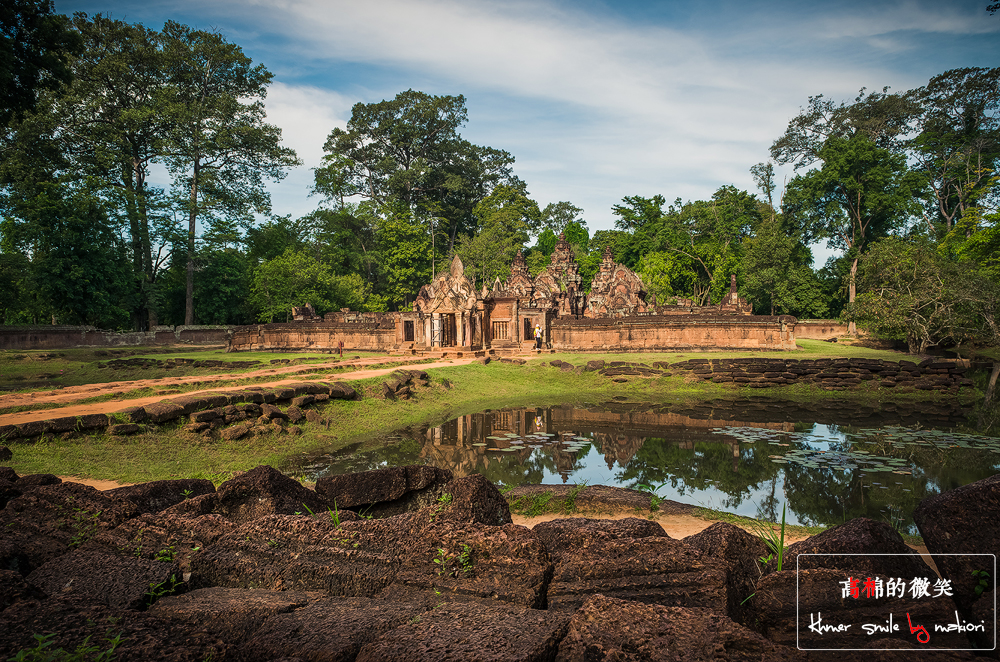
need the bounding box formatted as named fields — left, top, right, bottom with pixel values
left=441, top=313, right=457, bottom=347
left=524, top=318, right=532, bottom=343
left=403, top=321, right=414, bottom=342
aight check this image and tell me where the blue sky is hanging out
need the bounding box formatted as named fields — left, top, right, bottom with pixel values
left=56, top=0, right=1000, bottom=264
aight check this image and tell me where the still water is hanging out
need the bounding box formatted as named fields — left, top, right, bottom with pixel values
left=298, top=398, right=998, bottom=533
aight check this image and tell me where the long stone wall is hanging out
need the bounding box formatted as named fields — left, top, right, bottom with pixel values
left=0, top=325, right=233, bottom=350
left=548, top=315, right=797, bottom=352
left=794, top=319, right=850, bottom=339
left=227, top=322, right=396, bottom=353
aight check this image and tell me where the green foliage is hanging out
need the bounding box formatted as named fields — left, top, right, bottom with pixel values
left=250, top=249, right=375, bottom=322
left=636, top=480, right=669, bottom=511
left=160, top=20, right=300, bottom=325
left=433, top=543, right=474, bottom=578
left=746, top=504, right=787, bottom=571
left=144, top=574, right=181, bottom=607
left=909, top=68, right=1000, bottom=237
left=540, top=201, right=585, bottom=234
left=193, top=249, right=253, bottom=324
left=153, top=545, right=176, bottom=563
left=8, top=630, right=124, bottom=662
left=66, top=507, right=100, bottom=549
left=0, top=0, right=82, bottom=125
left=456, top=184, right=540, bottom=286
left=972, top=569, right=991, bottom=597
left=430, top=492, right=452, bottom=522
left=741, top=217, right=828, bottom=317
left=372, top=206, right=430, bottom=309
left=847, top=236, right=998, bottom=352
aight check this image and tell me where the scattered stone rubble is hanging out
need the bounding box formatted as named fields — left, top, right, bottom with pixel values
left=0, top=381, right=358, bottom=444
left=1, top=463, right=995, bottom=660
left=670, top=357, right=972, bottom=391
left=543, top=357, right=971, bottom=393
left=378, top=369, right=430, bottom=400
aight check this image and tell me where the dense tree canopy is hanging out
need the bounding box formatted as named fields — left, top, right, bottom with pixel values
left=0, top=4, right=997, bottom=357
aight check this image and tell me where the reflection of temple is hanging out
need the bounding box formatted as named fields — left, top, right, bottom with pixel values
left=415, top=404, right=788, bottom=481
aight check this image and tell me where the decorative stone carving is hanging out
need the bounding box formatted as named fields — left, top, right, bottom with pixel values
left=504, top=249, right=534, bottom=299
left=530, top=234, right=586, bottom=315
left=412, top=256, right=478, bottom=315
left=717, top=274, right=751, bottom=315
left=586, top=246, right=648, bottom=318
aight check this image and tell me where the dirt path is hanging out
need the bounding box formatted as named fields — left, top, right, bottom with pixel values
left=0, top=357, right=475, bottom=426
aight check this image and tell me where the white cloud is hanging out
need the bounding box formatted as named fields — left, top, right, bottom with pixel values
left=167, top=0, right=992, bottom=233
left=259, top=83, right=357, bottom=219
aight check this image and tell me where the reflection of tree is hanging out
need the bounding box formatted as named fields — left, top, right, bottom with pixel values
left=779, top=435, right=998, bottom=531
left=756, top=476, right=780, bottom=523
left=617, top=438, right=780, bottom=511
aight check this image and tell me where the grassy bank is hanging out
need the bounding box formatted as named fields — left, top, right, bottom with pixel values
left=2, top=342, right=987, bottom=485
left=0, top=346, right=388, bottom=393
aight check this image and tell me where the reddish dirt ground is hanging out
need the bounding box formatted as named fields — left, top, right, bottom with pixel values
left=0, top=356, right=474, bottom=426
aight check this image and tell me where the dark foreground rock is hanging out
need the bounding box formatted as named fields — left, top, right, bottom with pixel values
left=555, top=594, right=803, bottom=661
left=1, top=467, right=996, bottom=661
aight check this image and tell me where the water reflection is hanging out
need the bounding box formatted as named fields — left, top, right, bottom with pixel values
left=302, top=398, right=995, bottom=531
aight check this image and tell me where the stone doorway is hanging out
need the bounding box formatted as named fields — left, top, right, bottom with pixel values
left=441, top=313, right=457, bottom=347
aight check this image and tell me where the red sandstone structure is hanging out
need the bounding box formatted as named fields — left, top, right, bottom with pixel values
left=228, top=234, right=797, bottom=354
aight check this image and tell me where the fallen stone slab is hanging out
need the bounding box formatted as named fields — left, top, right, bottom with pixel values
left=236, top=595, right=428, bottom=662
left=914, top=473, right=1000, bottom=613
left=149, top=586, right=312, bottom=642
left=108, top=479, right=216, bottom=515
left=143, top=401, right=185, bottom=423
left=356, top=600, right=570, bottom=662
left=539, top=518, right=726, bottom=612
left=315, top=465, right=452, bottom=517
left=555, top=594, right=802, bottom=662
left=684, top=522, right=769, bottom=627
left=27, top=547, right=179, bottom=611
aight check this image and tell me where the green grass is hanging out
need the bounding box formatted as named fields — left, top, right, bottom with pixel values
left=0, top=347, right=392, bottom=394
left=1, top=341, right=991, bottom=484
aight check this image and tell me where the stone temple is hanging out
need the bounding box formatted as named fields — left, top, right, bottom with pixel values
left=228, top=234, right=796, bottom=353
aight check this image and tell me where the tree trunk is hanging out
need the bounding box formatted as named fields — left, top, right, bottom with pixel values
left=847, top=256, right=858, bottom=336
left=984, top=362, right=1000, bottom=408
left=185, top=161, right=199, bottom=326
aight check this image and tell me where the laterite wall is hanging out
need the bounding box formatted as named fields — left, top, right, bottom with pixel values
left=227, top=323, right=396, bottom=353
left=548, top=315, right=797, bottom=352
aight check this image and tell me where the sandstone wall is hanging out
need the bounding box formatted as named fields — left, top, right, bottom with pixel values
left=0, top=325, right=232, bottom=350
left=794, top=319, right=850, bottom=339
left=228, top=322, right=396, bottom=353
left=548, top=315, right=797, bottom=352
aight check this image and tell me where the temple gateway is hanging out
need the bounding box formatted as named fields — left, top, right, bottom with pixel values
left=228, top=234, right=797, bottom=353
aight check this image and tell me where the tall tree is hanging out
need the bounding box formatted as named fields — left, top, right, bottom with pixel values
left=539, top=201, right=585, bottom=234
left=316, top=90, right=520, bottom=259
left=0, top=0, right=81, bottom=125
left=456, top=184, right=541, bottom=286
left=771, top=87, right=919, bottom=170
left=161, top=21, right=299, bottom=325
left=909, top=67, right=1000, bottom=236
left=848, top=236, right=998, bottom=353
left=782, top=134, right=921, bottom=333
left=52, top=14, right=175, bottom=329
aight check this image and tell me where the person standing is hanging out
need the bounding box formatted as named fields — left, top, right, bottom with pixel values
left=534, top=323, right=543, bottom=349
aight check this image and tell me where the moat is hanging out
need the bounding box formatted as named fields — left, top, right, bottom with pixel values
left=296, top=398, right=998, bottom=533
